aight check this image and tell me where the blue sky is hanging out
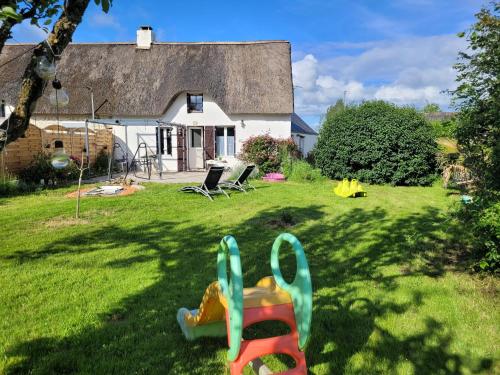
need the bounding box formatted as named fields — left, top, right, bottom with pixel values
left=10, top=0, right=481, bottom=127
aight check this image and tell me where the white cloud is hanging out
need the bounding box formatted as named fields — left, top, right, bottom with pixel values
left=10, top=22, right=47, bottom=43
left=292, top=54, right=318, bottom=91
left=292, top=34, right=466, bottom=116
left=374, top=85, right=443, bottom=104
left=89, top=13, right=123, bottom=31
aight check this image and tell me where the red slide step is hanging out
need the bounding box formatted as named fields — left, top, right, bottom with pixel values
left=229, top=334, right=307, bottom=374
left=227, top=303, right=307, bottom=374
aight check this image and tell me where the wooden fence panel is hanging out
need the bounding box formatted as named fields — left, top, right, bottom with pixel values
left=1, top=124, right=113, bottom=175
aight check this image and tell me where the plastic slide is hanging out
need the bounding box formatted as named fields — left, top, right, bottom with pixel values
left=177, top=233, right=312, bottom=374
left=177, top=277, right=293, bottom=340
left=334, top=178, right=367, bottom=198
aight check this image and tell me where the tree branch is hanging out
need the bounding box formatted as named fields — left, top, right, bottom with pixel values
left=0, top=0, right=91, bottom=151
left=0, top=0, right=16, bottom=52
left=0, top=16, right=14, bottom=52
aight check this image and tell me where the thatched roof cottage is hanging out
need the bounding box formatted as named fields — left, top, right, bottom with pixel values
left=0, top=26, right=317, bottom=172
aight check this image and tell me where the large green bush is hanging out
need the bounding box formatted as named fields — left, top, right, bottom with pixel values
left=314, top=101, right=438, bottom=185
left=430, top=118, right=458, bottom=139
left=458, top=197, right=500, bottom=271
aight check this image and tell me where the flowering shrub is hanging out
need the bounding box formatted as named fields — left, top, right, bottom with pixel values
left=239, top=135, right=299, bottom=174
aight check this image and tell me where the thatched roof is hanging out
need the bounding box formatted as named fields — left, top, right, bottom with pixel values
left=0, top=41, right=293, bottom=117
left=291, top=113, right=317, bottom=135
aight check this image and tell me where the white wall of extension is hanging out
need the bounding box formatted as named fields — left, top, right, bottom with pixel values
left=25, top=92, right=294, bottom=172
left=113, top=92, right=292, bottom=171
left=292, top=132, right=318, bottom=157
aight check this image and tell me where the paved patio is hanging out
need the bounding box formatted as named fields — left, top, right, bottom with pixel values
left=85, top=170, right=232, bottom=184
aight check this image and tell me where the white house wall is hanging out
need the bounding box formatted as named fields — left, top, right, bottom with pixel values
left=112, top=93, right=292, bottom=172
left=0, top=103, right=14, bottom=121
left=111, top=120, right=180, bottom=172
left=292, top=133, right=317, bottom=157
left=304, top=134, right=318, bottom=156
left=159, top=92, right=291, bottom=170
left=22, top=92, right=293, bottom=172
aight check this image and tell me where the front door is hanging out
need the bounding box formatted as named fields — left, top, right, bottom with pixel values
left=188, top=127, right=204, bottom=170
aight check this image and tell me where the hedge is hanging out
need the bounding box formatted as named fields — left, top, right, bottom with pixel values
left=314, top=101, right=438, bottom=185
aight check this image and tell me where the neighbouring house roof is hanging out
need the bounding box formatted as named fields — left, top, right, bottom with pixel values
left=291, top=113, right=317, bottom=135
left=0, top=41, right=294, bottom=117
left=424, top=112, right=456, bottom=122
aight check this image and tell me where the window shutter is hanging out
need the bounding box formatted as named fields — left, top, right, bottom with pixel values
left=204, top=126, right=215, bottom=160
left=177, top=127, right=186, bottom=171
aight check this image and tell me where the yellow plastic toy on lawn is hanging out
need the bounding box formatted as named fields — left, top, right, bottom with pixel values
left=334, top=178, right=367, bottom=198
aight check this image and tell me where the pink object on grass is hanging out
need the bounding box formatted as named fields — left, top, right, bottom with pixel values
left=262, top=173, right=286, bottom=182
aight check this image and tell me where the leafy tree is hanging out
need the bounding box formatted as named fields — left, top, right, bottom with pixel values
left=422, top=103, right=441, bottom=113
left=318, top=99, right=345, bottom=126
left=314, top=101, right=438, bottom=185
left=452, top=2, right=499, bottom=271
left=453, top=1, right=500, bottom=193
left=0, top=1, right=62, bottom=54
left=0, top=0, right=112, bottom=150
left=327, top=98, right=345, bottom=116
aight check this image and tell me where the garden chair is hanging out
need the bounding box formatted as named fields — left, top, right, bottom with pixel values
left=179, top=166, right=229, bottom=201
left=220, top=165, right=256, bottom=192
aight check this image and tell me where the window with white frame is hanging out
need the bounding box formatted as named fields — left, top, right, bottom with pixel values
left=215, top=126, right=235, bottom=157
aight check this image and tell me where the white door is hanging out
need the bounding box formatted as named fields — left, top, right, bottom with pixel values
left=188, top=127, right=204, bottom=170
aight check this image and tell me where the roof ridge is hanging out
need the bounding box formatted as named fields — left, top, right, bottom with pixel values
left=5, top=40, right=290, bottom=46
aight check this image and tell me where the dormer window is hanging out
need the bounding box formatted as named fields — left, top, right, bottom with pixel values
left=187, top=94, right=203, bottom=113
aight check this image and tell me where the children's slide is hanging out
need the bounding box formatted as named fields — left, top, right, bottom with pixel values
left=334, top=178, right=367, bottom=198
left=177, top=233, right=312, bottom=374
left=177, top=276, right=292, bottom=340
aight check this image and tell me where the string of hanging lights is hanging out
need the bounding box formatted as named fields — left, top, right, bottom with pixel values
left=34, top=41, right=71, bottom=169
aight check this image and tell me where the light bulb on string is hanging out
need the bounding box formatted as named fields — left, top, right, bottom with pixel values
left=51, top=140, right=70, bottom=169
left=34, top=56, right=56, bottom=80
left=49, top=78, right=70, bottom=170
left=49, top=79, right=69, bottom=107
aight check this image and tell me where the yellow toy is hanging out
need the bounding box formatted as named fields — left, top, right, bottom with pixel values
left=334, top=178, right=367, bottom=198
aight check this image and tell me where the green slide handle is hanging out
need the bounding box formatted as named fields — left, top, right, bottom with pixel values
left=217, top=235, right=243, bottom=361
left=271, top=233, right=312, bottom=350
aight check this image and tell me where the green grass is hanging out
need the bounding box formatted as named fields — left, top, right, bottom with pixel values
left=0, top=181, right=498, bottom=374
left=437, top=137, right=459, bottom=154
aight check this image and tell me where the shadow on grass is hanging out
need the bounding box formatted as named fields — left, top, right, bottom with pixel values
left=3, top=204, right=493, bottom=374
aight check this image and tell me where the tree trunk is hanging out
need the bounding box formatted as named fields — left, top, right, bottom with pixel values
left=75, top=153, right=87, bottom=219
left=0, top=0, right=91, bottom=151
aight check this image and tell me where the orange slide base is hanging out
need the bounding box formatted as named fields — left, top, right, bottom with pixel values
left=227, top=303, right=307, bottom=375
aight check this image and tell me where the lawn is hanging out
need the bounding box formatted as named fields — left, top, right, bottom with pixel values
left=0, top=181, right=498, bottom=374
